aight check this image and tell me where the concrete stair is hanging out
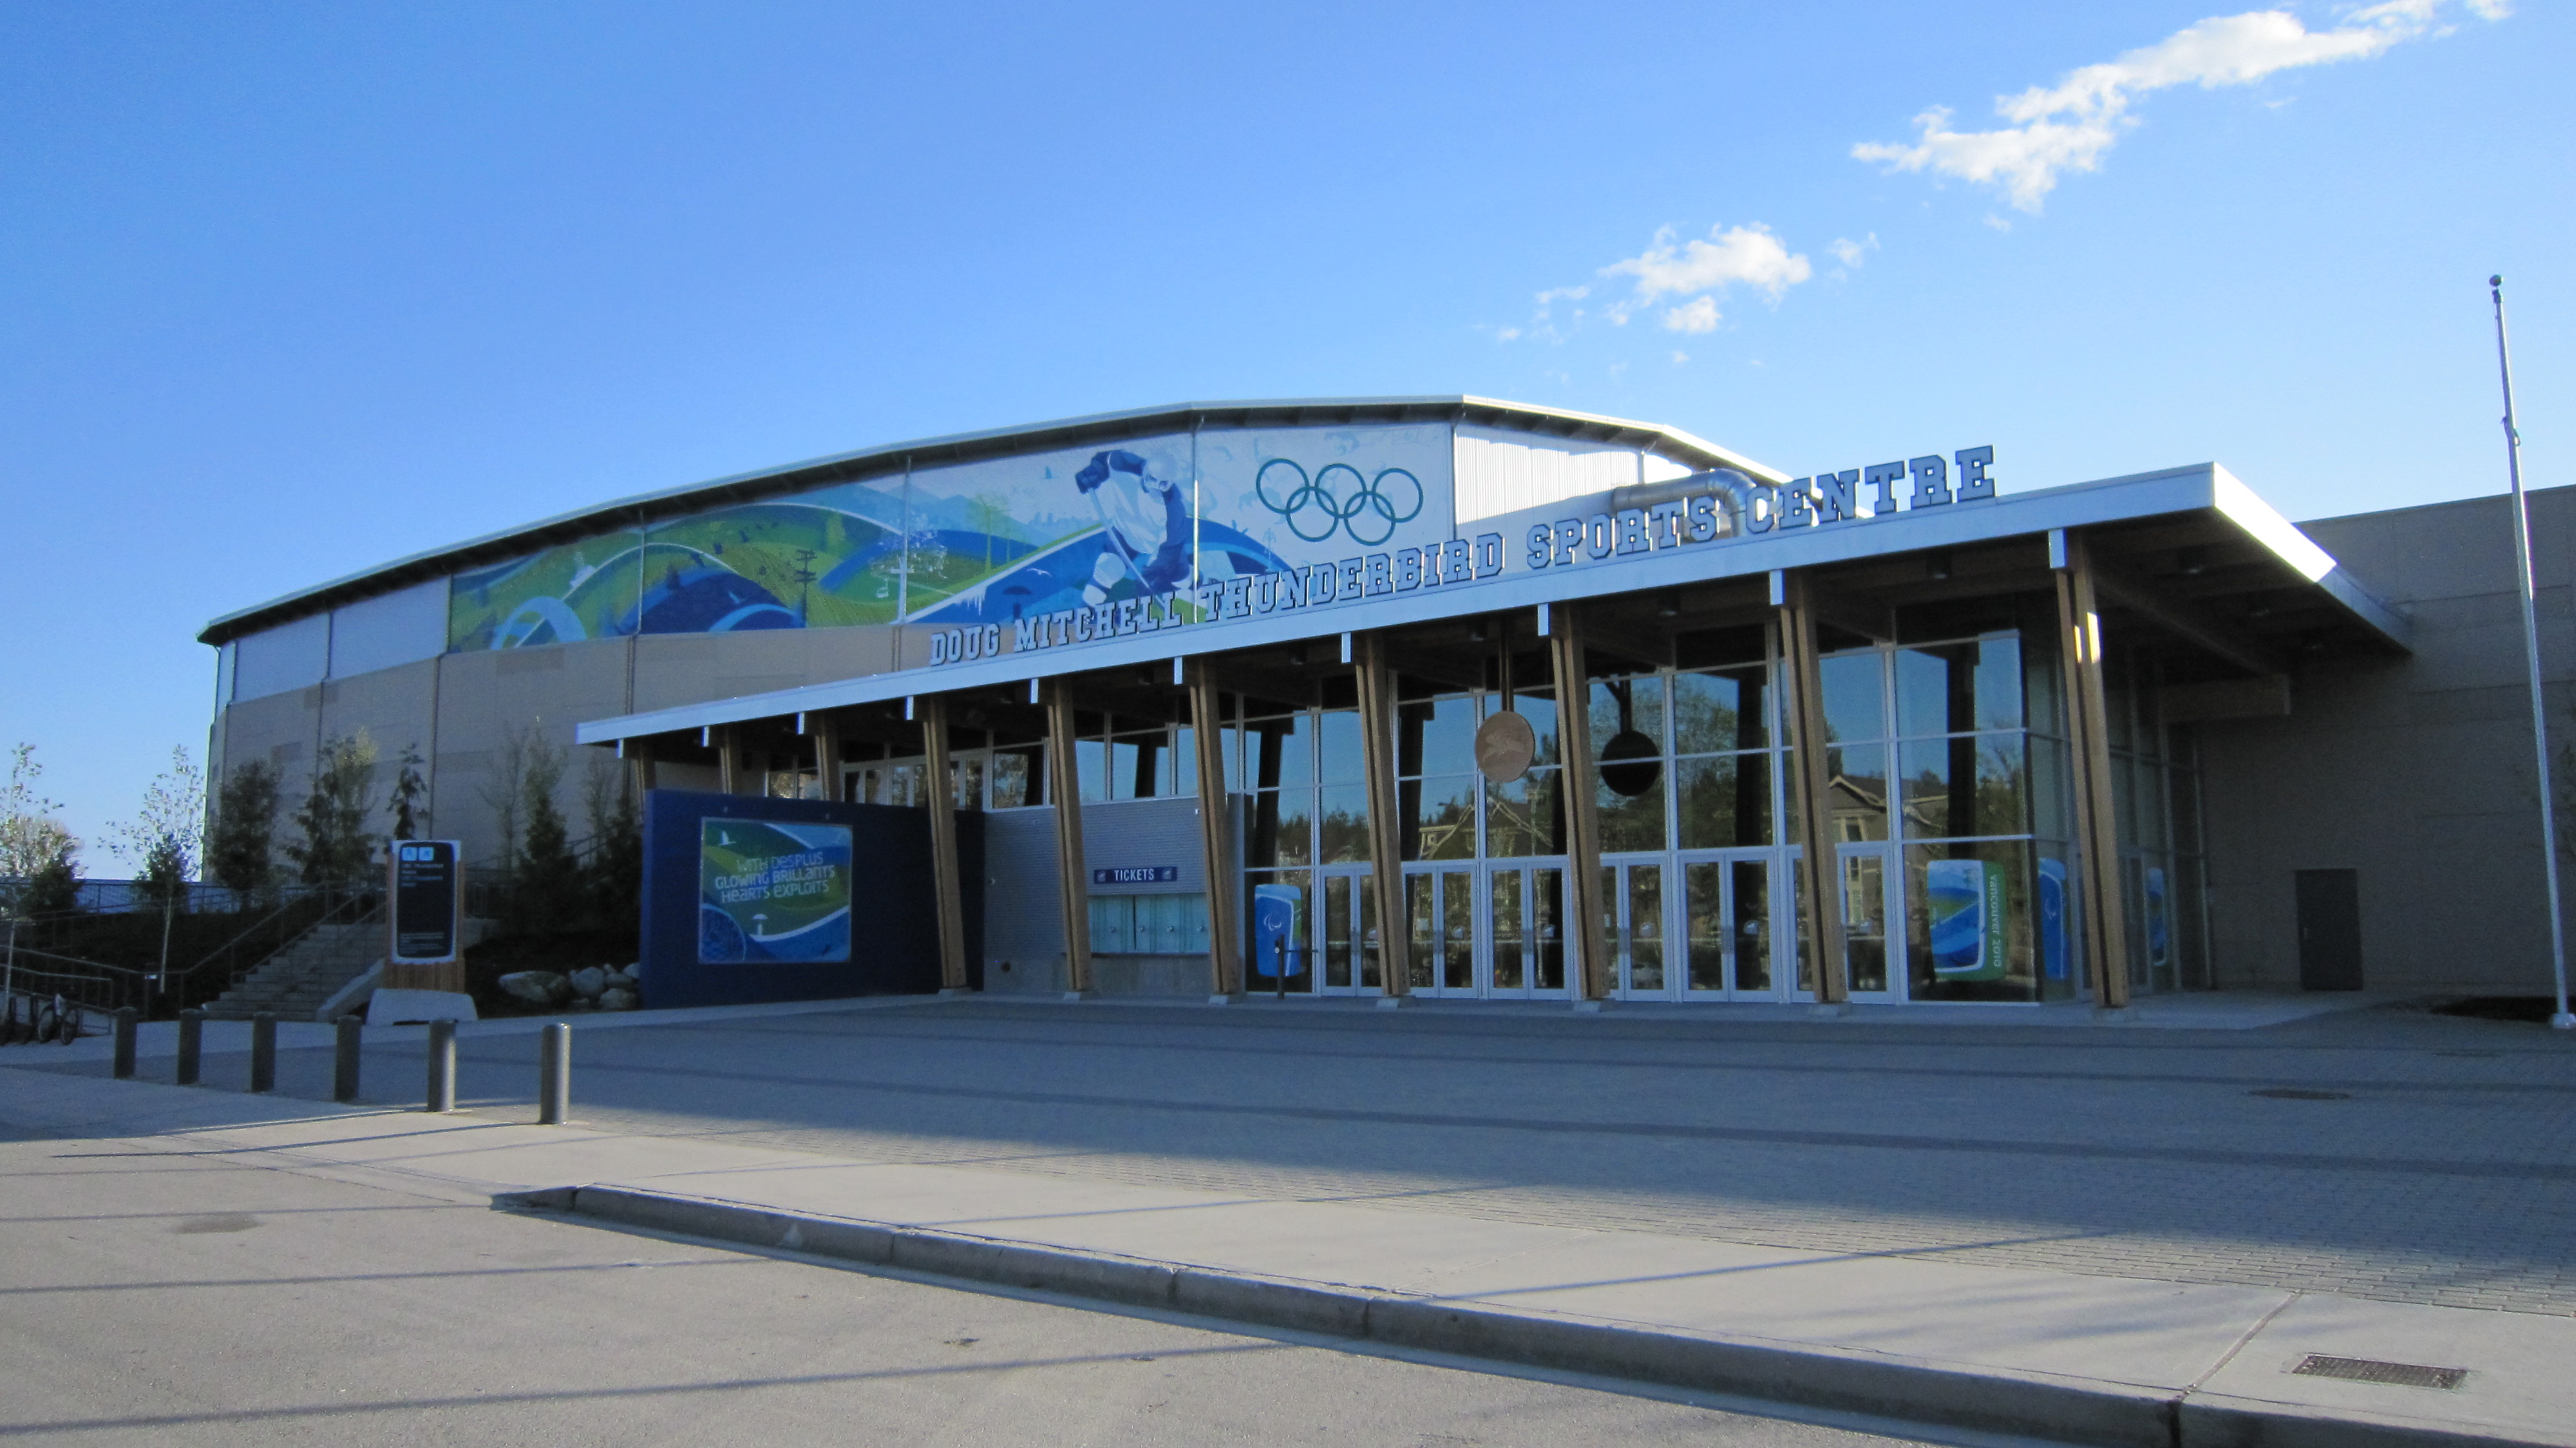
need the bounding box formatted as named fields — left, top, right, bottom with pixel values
left=202, top=918, right=386, bottom=1022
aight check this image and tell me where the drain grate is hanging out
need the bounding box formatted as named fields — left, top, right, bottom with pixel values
left=2291, top=1355, right=2468, bottom=1391
left=2250, top=1088, right=2353, bottom=1100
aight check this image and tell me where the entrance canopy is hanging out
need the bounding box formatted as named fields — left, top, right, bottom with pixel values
left=573, top=461, right=2408, bottom=751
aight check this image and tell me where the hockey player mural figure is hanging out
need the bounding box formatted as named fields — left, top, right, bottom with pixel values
left=1077, top=449, right=1192, bottom=605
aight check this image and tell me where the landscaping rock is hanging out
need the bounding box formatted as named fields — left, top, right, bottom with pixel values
left=568, top=966, right=609, bottom=1001
left=602, top=967, right=637, bottom=991
left=599, top=987, right=639, bottom=1012
left=497, top=971, right=569, bottom=1005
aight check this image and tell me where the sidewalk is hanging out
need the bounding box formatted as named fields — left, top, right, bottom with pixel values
left=4, top=1047, right=2567, bottom=1448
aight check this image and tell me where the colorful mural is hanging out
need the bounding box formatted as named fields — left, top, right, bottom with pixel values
left=446, top=424, right=1455, bottom=649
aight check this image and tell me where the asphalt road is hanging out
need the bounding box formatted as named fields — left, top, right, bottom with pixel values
left=0, top=1121, right=1984, bottom=1448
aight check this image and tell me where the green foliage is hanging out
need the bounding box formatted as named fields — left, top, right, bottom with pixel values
left=389, top=744, right=428, bottom=842
left=582, top=754, right=643, bottom=934
left=20, top=844, right=82, bottom=917
left=111, top=745, right=206, bottom=910
left=507, top=731, right=580, bottom=935
left=285, top=731, right=381, bottom=888
left=209, top=761, right=281, bottom=897
left=1, top=743, right=78, bottom=916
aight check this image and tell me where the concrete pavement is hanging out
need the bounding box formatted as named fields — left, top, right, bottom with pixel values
left=6, top=991, right=2573, bottom=1447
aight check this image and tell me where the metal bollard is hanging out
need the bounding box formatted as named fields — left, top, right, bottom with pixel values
left=537, top=1022, right=569, bottom=1125
left=249, top=1013, right=277, bottom=1093
left=176, top=1009, right=204, bottom=1085
left=426, top=1018, right=456, bottom=1113
left=332, top=1014, right=363, bottom=1103
left=112, top=1007, right=139, bottom=1078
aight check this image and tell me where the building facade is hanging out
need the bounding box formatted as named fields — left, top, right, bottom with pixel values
left=200, top=397, right=2571, bottom=1007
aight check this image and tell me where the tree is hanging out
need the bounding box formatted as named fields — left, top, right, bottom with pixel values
left=0, top=744, right=77, bottom=917
left=209, top=761, right=281, bottom=898
left=19, top=844, right=82, bottom=918
left=284, top=731, right=381, bottom=888
left=388, top=744, right=428, bottom=841
left=110, top=746, right=207, bottom=913
left=478, top=727, right=534, bottom=869
left=509, top=730, right=579, bottom=935
left=582, top=752, right=643, bottom=933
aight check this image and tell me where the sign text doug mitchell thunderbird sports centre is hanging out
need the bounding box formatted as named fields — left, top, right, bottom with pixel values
left=923, top=445, right=1997, bottom=669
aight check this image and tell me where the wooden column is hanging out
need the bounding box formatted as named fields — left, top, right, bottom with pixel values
left=1353, top=633, right=1411, bottom=998
left=2054, top=532, right=2132, bottom=1010
left=1187, top=662, right=1242, bottom=999
left=920, top=696, right=971, bottom=994
left=813, top=713, right=842, bottom=802
left=1777, top=571, right=1852, bottom=1006
left=1043, top=679, right=1095, bottom=998
left=1546, top=605, right=1614, bottom=1003
left=716, top=728, right=743, bottom=794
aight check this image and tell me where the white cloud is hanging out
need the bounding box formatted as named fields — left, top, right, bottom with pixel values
left=1604, top=224, right=1811, bottom=309
left=1670, top=351, right=1690, bottom=366
left=1491, top=325, right=1520, bottom=343
left=1853, top=2, right=2505, bottom=212
left=1535, top=285, right=1590, bottom=305
left=1827, top=233, right=1879, bottom=269
left=1662, top=296, right=1722, bottom=334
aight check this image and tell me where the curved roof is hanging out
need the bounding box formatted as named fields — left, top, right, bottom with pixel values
left=196, top=395, right=1784, bottom=645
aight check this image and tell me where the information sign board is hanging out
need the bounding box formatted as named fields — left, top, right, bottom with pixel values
left=389, top=841, right=464, bottom=965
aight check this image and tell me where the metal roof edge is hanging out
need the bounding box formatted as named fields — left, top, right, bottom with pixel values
left=197, top=395, right=1777, bottom=645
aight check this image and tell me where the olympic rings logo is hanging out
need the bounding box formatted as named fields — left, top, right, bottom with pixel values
left=1254, top=459, right=1424, bottom=546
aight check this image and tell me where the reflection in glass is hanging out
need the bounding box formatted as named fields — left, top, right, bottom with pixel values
left=1318, top=785, right=1370, bottom=864
left=1841, top=851, right=1888, bottom=993
left=1398, top=696, right=1479, bottom=777
left=990, top=748, right=1034, bottom=808
left=1820, top=653, right=1886, bottom=743
left=1484, top=767, right=1563, bottom=857
left=1324, top=873, right=1354, bottom=988
left=1508, top=690, right=1561, bottom=767
left=1826, top=745, right=1889, bottom=842
left=1405, top=873, right=1437, bottom=989
left=1672, top=666, right=1767, bottom=754
left=1589, top=674, right=1667, bottom=753
left=1441, top=869, right=1474, bottom=989
left=1076, top=739, right=1106, bottom=803
left=1318, top=709, right=1364, bottom=786
left=1533, top=867, right=1565, bottom=991
left=1359, top=874, right=1382, bottom=989
left=1894, top=636, right=2023, bottom=738
left=1245, top=790, right=1313, bottom=868
left=1732, top=859, right=1771, bottom=991
left=1896, top=734, right=2028, bottom=839
left=1401, top=776, right=1477, bottom=861
left=1247, top=714, right=1312, bottom=792
left=1676, top=753, right=1771, bottom=848
left=1685, top=862, right=1725, bottom=991
left=1627, top=864, right=1664, bottom=993
left=1595, top=772, right=1667, bottom=854
left=1490, top=869, right=1526, bottom=990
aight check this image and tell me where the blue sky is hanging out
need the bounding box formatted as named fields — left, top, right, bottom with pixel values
left=2, top=0, right=2565, bottom=861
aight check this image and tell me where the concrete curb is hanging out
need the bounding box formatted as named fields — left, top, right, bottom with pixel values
left=497, top=1185, right=2557, bottom=1448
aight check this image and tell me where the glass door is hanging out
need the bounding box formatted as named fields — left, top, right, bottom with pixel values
left=1481, top=863, right=1571, bottom=999
left=1314, top=866, right=1377, bottom=995
left=1787, top=844, right=1902, bottom=1001
left=1598, top=859, right=1671, bottom=1000
left=1404, top=866, right=1479, bottom=996
left=1841, top=842, right=1898, bottom=1000
left=1681, top=850, right=1779, bottom=1000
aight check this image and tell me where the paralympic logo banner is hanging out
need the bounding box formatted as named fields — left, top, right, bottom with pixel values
left=1926, top=857, right=2010, bottom=982
left=698, top=820, right=853, bottom=965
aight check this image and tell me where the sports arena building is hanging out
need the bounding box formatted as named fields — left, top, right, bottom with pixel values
left=198, top=397, right=2571, bottom=1010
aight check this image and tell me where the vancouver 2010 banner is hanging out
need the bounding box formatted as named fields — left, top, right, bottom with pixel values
left=697, top=819, right=853, bottom=965
left=449, top=425, right=1457, bottom=651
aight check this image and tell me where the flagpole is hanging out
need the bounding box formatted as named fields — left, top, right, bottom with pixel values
left=2490, top=274, right=2576, bottom=1031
